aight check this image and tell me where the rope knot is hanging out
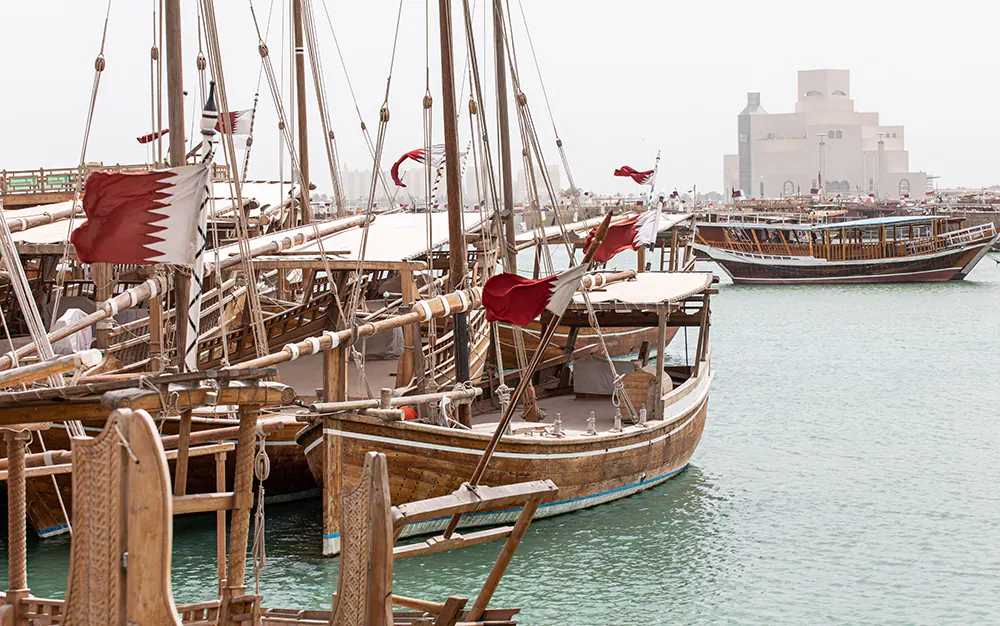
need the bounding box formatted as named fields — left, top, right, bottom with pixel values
left=95, top=55, right=106, bottom=72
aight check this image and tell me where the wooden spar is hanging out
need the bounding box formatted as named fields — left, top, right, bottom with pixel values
left=4, top=204, right=81, bottom=234
left=229, top=287, right=483, bottom=370
left=438, top=0, right=471, bottom=426
left=494, top=0, right=516, bottom=271
left=0, top=349, right=102, bottom=389
left=310, top=386, right=480, bottom=413
left=441, top=212, right=613, bottom=538
left=291, top=0, right=311, bottom=224
left=203, top=214, right=370, bottom=274
left=0, top=275, right=170, bottom=372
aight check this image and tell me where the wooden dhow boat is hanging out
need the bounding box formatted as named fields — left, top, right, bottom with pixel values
left=695, top=215, right=998, bottom=284
left=297, top=269, right=716, bottom=554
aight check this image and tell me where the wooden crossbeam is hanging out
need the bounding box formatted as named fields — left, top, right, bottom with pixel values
left=393, top=526, right=514, bottom=559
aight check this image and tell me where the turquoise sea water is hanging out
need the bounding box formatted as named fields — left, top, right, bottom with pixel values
left=3, top=256, right=999, bottom=624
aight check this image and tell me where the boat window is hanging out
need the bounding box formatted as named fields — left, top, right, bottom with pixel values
left=827, top=130, right=835, bottom=139
left=835, top=130, right=843, bottom=139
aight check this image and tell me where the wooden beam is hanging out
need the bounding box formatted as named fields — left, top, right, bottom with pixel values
left=393, top=526, right=514, bottom=559
left=173, top=492, right=234, bottom=515
left=391, top=480, right=557, bottom=532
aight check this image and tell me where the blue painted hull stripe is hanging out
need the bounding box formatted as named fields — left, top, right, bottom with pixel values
left=322, top=465, right=687, bottom=539
left=38, top=523, right=70, bottom=537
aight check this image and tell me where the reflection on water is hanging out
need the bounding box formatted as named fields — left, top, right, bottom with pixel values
left=2, top=258, right=1000, bottom=624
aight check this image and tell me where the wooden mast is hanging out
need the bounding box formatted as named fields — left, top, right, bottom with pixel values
left=292, top=0, right=312, bottom=224
left=494, top=0, right=516, bottom=271
left=165, top=0, right=189, bottom=372
left=438, top=0, right=471, bottom=425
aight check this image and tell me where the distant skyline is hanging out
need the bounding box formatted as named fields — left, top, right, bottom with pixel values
left=1, top=1, right=997, bottom=196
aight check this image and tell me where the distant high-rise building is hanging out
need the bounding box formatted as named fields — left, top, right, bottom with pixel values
left=514, top=163, right=562, bottom=204
left=723, top=69, right=927, bottom=199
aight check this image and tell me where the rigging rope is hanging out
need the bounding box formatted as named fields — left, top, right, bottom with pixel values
left=201, top=0, right=270, bottom=358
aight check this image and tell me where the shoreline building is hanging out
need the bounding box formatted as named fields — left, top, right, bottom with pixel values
left=723, top=70, right=927, bottom=200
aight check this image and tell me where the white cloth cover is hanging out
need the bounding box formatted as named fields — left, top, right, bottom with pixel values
left=52, top=308, right=92, bottom=355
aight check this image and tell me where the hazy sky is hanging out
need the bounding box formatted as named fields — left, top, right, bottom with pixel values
left=2, top=1, right=997, bottom=196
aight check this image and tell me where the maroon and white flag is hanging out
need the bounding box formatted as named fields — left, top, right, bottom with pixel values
left=391, top=145, right=447, bottom=187
left=483, top=265, right=588, bottom=327
left=613, top=165, right=655, bottom=185
left=214, top=109, right=253, bottom=135
left=137, top=128, right=169, bottom=144
left=70, top=165, right=211, bottom=265
left=582, top=211, right=660, bottom=263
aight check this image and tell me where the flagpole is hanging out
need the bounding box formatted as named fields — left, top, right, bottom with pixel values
left=182, top=83, right=218, bottom=373
left=441, top=211, right=614, bottom=539
left=644, top=150, right=661, bottom=210
left=643, top=151, right=661, bottom=271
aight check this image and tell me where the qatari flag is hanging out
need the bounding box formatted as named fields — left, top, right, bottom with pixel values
left=581, top=211, right=660, bottom=263
left=391, top=145, right=447, bottom=187
left=71, top=165, right=211, bottom=266
left=215, top=109, right=253, bottom=135
left=483, top=265, right=587, bottom=327
left=613, top=165, right=654, bottom=185
left=137, top=128, right=169, bottom=144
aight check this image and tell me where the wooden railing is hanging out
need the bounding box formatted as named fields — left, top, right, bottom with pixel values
left=1, top=163, right=231, bottom=199
left=708, top=223, right=996, bottom=262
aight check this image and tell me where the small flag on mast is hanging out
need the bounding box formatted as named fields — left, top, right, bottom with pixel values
left=613, top=165, right=655, bottom=185
left=137, top=129, right=170, bottom=144
left=582, top=211, right=661, bottom=263
left=214, top=109, right=252, bottom=135
left=391, top=145, right=448, bottom=187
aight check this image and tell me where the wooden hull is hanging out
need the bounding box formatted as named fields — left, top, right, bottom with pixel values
left=497, top=322, right=676, bottom=365
left=4, top=417, right=316, bottom=539
left=695, top=241, right=995, bottom=285
left=298, top=361, right=712, bottom=554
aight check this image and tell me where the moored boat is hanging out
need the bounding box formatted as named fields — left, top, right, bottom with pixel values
left=297, top=270, right=715, bottom=554
left=695, top=215, right=998, bottom=284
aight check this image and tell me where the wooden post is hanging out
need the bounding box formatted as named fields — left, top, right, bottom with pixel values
left=466, top=496, right=543, bottom=621
left=3, top=429, right=31, bottom=621
left=693, top=294, right=710, bottom=377
left=146, top=267, right=164, bottom=371
left=93, top=263, right=113, bottom=349
left=669, top=230, right=678, bottom=271
left=397, top=266, right=417, bottom=387
left=224, top=404, right=259, bottom=598
left=636, top=246, right=646, bottom=273
left=215, top=450, right=227, bottom=591
left=322, top=348, right=347, bottom=556
left=173, top=266, right=191, bottom=369
left=439, top=0, right=471, bottom=426
left=291, top=0, right=311, bottom=224
left=173, top=408, right=193, bottom=496
left=653, top=307, right=667, bottom=420
left=322, top=415, right=343, bottom=557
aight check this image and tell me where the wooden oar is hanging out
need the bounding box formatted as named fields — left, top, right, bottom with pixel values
left=441, top=212, right=613, bottom=539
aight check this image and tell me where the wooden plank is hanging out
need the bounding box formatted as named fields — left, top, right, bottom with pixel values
left=215, top=451, right=227, bottom=590
left=433, top=597, right=467, bottom=626
left=173, top=492, right=234, bottom=515
left=251, top=258, right=426, bottom=271
left=393, top=526, right=514, bottom=559
left=391, top=480, right=557, bottom=531
left=122, top=409, right=182, bottom=623
left=654, top=309, right=667, bottom=420
left=0, top=442, right=235, bottom=481
left=391, top=595, right=444, bottom=614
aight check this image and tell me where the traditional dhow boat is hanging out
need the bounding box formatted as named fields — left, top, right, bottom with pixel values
left=297, top=270, right=715, bottom=554
left=695, top=215, right=998, bottom=284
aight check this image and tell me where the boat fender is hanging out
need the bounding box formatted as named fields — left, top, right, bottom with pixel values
left=401, top=405, right=418, bottom=421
